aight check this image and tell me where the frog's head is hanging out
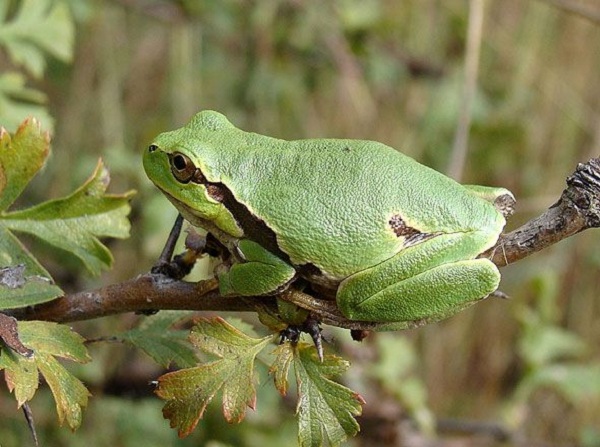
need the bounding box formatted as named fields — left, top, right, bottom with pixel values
left=143, top=111, right=243, bottom=237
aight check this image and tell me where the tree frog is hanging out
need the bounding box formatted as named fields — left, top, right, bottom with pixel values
left=143, top=111, right=514, bottom=329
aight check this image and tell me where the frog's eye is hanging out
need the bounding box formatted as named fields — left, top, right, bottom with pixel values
left=169, top=152, right=197, bottom=183
left=148, top=144, right=159, bottom=152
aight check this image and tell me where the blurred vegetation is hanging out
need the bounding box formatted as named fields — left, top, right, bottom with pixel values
left=1, top=0, right=599, bottom=446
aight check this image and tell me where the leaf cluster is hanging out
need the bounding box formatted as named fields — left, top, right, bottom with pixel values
left=0, top=119, right=134, bottom=309
left=0, top=321, right=90, bottom=429
left=0, top=118, right=133, bottom=434
left=155, top=317, right=364, bottom=447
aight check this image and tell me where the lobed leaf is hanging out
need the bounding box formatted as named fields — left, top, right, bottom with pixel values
left=18, top=321, right=90, bottom=363
left=34, top=352, right=90, bottom=429
left=156, top=317, right=272, bottom=437
left=0, top=226, right=63, bottom=309
left=118, top=311, right=198, bottom=368
left=1, top=118, right=133, bottom=308
left=270, top=343, right=294, bottom=396
left=2, top=159, right=134, bottom=276
left=0, top=321, right=91, bottom=430
left=286, top=342, right=364, bottom=447
left=0, top=348, right=39, bottom=406
left=0, top=118, right=49, bottom=211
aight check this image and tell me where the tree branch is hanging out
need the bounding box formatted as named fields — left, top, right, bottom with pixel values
left=9, top=158, right=600, bottom=329
left=482, top=157, right=600, bottom=265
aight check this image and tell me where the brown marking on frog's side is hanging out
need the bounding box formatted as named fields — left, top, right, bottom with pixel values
left=389, top=214, right=435, bottom=247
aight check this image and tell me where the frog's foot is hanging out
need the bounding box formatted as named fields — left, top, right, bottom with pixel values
left=151, top=215, right=211, bottom=280
left=279, top=316, right=324, bottom=361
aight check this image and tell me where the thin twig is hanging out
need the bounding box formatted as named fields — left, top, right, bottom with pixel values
left=22, top=403, right=39, bottom=447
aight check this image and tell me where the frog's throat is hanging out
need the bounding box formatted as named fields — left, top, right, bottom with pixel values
left=159, top=187, right=241, bottom=251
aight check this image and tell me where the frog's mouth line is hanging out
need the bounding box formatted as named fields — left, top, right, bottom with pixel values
left=155, top=185, right=215, bottom=227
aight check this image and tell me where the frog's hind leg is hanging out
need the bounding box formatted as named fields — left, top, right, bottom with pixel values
left=336, top=232, right=501, bottom=325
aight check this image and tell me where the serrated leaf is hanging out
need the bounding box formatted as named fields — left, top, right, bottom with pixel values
left=0, top=118, right=134, bottom=307
left=0, top=226, right=63, bottom=309
left=0, top=0, right=74, bottom=77
left=270, top=343, right=294, bottom=396
left=35, top=352, right=89, bottom=429
left=0, top=118, right=49, bottom=211
left=0, top=321, right=90, bottom=429
left=118, top=311, right=197, bottom=368
left=2, top=159, right=134, bottom=276
left=291, top=343, right=364, bottom=447
left=0, top=348, right=39, bottom=405
left=156, top=317, right=272, bottom=437
left=18, top=321, right=90, bottom=363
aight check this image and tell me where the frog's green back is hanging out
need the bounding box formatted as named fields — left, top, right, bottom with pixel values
left=176, top=112, right=505, bottom=279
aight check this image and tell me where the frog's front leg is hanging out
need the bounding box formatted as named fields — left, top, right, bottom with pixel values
left=336, top=231, right=501, bottom=326
left=218, top=239, right=297, bottom=296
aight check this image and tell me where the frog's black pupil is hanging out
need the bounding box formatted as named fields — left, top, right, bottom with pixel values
left=148, top=144, right=157, bottom=152
left=173, top=155, right=187, bottom=170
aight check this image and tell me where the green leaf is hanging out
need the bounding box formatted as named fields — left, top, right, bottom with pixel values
left=0, top=118, right=49, bottom=211
left=0, top=118, right=133, bottom=309
left=0, top=348, right=39, bottom=405
left=156, top=317, right=272, bottom=437
left=272, top=342, right=364, bottom=447
left=0, top=321, right=91, bottom=430
left=0, top=119, right=63, bottom=308
left=270, top=343, right=294, bottom=396
left=0, top=226, right=63, bottom=308
left=18, top=321, right=90, bottom=363
left=2, top=159, right=135, bottom=276
left=0, top=0, right=74, bottom=78
left=118, top=311, right=198, bottom=368
left=35, top=352, right=90, bottom=429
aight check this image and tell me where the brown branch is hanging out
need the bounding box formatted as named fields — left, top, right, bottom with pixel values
left=482, top=158, right=600, bottom=266
left=10, top=276, right=273, bottom=323
left=8, top=158, right=600, bottom=329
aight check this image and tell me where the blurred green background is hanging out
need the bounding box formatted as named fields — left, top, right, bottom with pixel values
left=1, top=0, right=599, bottom=446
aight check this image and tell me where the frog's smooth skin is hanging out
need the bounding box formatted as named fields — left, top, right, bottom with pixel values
left=144, top=111, right=513, bottom=328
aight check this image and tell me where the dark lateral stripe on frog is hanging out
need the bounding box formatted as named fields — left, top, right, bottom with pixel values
left=196, top=176, right=294, bottom=265
left=200, top=179, right=333, bottom=287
